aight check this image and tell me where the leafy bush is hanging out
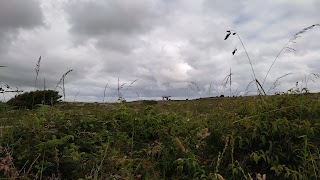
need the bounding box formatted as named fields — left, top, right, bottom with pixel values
left=0, top=101, right=12, bottom=111
left=7, top=90, right=62, bottom=109
left=1, top=95, right=320, bottom=179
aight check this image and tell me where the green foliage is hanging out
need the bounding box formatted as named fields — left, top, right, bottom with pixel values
left=0, top=101, right=12, bottom=111
left=1, top=94, right=320, bottom=179
left=7, top=90, right=62, bottom=109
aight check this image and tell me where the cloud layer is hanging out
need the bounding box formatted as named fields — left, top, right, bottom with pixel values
left=1, top=0, right=320, bottom=102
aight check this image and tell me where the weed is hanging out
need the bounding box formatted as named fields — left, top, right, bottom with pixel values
left=103, top=84, right=108, bottom=103
left=32, top=56, right=42, bottom=109
left=224, top=30, right=261, bottom=94
left=112, top=78, right=138, bottom=102
left=263, top=24, right=320, bottom=87
left=55, top=69, right=73, bottom=101
left=225, top=24, right=320, bottom=95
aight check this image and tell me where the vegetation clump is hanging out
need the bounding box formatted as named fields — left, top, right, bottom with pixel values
left=0, top=94, right=320, bottom=179
left=1, top=24, right=320, bottom=179
left=7, top=90, right=62, bottom=109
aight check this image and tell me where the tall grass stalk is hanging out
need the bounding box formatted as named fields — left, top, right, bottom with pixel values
left=117, top=78, right=125, bottom=100
left=34, top=56, right=41, bottom=89
left=186, top=82, right=189, bottom=99
left=306, top=73, right=320, bottom=90
left=187, top=81, right=202, bottom=98
left=268, top=73, right=292, bottom=94
left=226, top=24, right=320, bottom=95
left=213, top=136, right=229, bottom=179
left=208, top=81, right=213, bottom=96
left=73, top=91, right=80, bottom=102
left=229, top=68, right=232, bottom=96
left=262, top=24, right=320, bottom=87
left=55, top=69, right=73, bottom=101
left=32, top=56, right=41, bottom=108
left=114, top=78, right=138, bottom=102
left=122, top=79, right=138, bottom=97
left=0, top=67, right=7, bottom=101
left=225, top=30, right=262, bottom=94
left=222, top=68, right=233, bottom=96
left=43, top=78, right=46, bottom=105
left=103, top=84, right=108, bottom=103
left=244, top=80, right=255, bottom=96
left=94, top=143, right=109, bottom=180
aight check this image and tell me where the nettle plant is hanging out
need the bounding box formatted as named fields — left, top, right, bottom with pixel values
left=224, top=24, right=320, bottom=94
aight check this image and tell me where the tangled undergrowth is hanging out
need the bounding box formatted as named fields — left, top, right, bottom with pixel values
left=0, top=93, right=320, bottom=179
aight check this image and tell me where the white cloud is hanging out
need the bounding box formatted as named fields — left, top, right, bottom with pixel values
left=1, top=0, right=320, bottom=102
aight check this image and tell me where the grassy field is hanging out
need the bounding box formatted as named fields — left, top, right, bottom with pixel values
left=1, top=93, right=320, bottom=179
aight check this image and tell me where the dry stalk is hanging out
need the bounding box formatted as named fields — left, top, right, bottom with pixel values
left=55, top=69, right=73, bottom=101
left=103, top=84, right=108, bottom=103
left=268, top=73, right=293, bottom=93
left=174, top=137, right=186, bottom=153
left=262, top=24, right=320, bottom=87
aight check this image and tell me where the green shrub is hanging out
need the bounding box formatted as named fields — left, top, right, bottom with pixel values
left=0, top=101, right=11, bottom=111
left=7, top=90, right=62, bottom=109
left=1, top=96, right=320, bottom=179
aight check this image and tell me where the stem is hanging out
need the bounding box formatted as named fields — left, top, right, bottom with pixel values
left=73, top=91, right=80, bottom=102
left=43, top=78, right=46, bottom=105
left=186, top=83, right=189, bottom=99
left=263, top=24, right=320, bottom=88
left=232, top=31, right=262, bottom=94
left=32, top=56, right=41, bottom=109
left=262, top=40, right=291, bottom=87
left=208, top=81, right=212, bottom=96
left=230, top=68, right=232, bottom=96
left=103, top=84, right=108, bottom=103
left=117, top=78, right=120, bottom=99
left=63, top=77, right=65, bottom=101
left=235, top=32, right=258, bottom=82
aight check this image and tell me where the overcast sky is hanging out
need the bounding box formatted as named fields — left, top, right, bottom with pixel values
left=0, top=0, right=320, bottom=102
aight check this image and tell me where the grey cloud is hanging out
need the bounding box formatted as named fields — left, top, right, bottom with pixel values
left=0, top=0, right=43, bottom=51
left=66, top=0, right=320, bottom=100
left=66, top=0, right=164, bottom=50
left=0, top=0, right=43, bottom=30
left=67, top=1, right=156, bottom=35
left=95, top=35, right=143, bottom=53
left=203, top=0, right=244, bottom=17
left=2, top=0, right=320, bottom=102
